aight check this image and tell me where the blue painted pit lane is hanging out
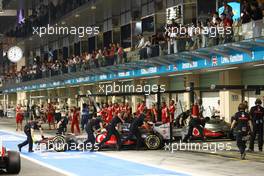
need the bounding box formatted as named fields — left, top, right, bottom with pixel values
left=0, top=130, right=190, bottom=176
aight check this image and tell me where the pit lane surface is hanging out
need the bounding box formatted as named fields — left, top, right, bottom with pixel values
left=1, top=118, right=264, bottom=176
left=0, top=157, right=64, bottom=176
left=0, top=130, right=189, bottom=176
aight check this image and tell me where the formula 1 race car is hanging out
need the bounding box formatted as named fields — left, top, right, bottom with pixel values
left=96, top=123, right=163, bottom=150
left=154, top=117, right=232, bottom=141
left=0, top=146, right=21, bottom=174
left=36, top=124, right=163, bottom=152
left=35, top=134, right=88, bottom=152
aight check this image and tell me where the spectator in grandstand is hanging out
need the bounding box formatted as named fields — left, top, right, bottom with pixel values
left=221, top=13, right=233, bottom=43
left=136, top=34, right=146, bottom=59
left=96, top=49, right=104, bottom=67
left=144, top=37, right=152, bottom=58
left=222, top=0, right=234, bottom=22
left=251, top=2, right=263, bottom=38
left=109, top=43, right=116, bottom=65
left=241, top=0, right=252, bottom=24
left=117, top=43, right=124, bottom=64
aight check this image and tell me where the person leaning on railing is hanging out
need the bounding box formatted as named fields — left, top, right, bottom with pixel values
left=251, top=2, right=263, bottom=38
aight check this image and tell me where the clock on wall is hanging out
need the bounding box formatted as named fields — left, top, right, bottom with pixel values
left=7, top=46, right=23, bottom=63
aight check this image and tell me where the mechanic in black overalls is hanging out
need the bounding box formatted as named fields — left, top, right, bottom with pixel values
left=123, top=108, right=147, bottom=150
left=183, top=103, right=205, bottom=142
left=249, top=98, right=264, bottom=152
left=56, top=110, right=69, bottom=135
left=231, top=103, right=253, bottom=159
left=85, top=113, right=104, bottom=152
left=18, top=120, right=44, bottom=152
left=98, top=111, right=125, bottom=151
left=81, top=103, right=89, bottom=131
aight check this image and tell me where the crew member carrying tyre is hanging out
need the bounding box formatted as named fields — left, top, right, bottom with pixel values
left=18, top=119, right=44, bottom=152
left=249, top=98, right=264, bottom=152
left=123, top=108, right=147, bottom=150
left=85, top=113, right=104, bottom=152
left=98, top=111, right=125, bottom=151
left=231, top=103, right=253, bottom=160
left=183, top=102, right=205, bottom=142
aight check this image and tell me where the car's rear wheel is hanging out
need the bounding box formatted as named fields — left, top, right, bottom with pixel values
left=145, top=134, right=162, bottom=150
left=6, top=151, right=21, bottom=174
left=52, top=135, right=67, bottom=152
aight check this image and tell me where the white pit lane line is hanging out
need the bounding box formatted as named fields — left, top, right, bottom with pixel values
left=1, top=130, right=193, bottom=176
left=0, top=130, right=76, bottom=176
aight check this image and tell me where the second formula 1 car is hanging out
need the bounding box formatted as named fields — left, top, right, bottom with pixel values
left=0, top=145, right=21, bottom=174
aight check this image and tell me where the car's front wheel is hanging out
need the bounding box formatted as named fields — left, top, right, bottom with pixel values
left=145, top=134, right=162, bottom=150
left=6, top=151, right=21, bottom=174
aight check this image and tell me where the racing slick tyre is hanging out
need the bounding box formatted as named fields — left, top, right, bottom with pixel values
left=145, top=134, right=162, bottom=150
left=6, top=151, right=21, bottom=174
left=52, top=135, right=67, bottom=152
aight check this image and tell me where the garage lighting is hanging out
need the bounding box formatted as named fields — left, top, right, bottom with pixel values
left=119, top=79, right=134, bottom=82
left=91, top=5, right=96, bottom=10
left=99, top=81, right=112, bottom=84
left=83, top=83, right=94, bottom=86
left=70, top=85, right=80, bottom=88
left=208, top=67, right=238, bottom=72
left=253, top=63, right=264, bottom=67
left=140, top=76, right=160, bottom=80
left=168, top=72, right=192, bottom=77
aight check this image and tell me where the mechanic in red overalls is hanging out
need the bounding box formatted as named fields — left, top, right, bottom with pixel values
left=106, top=102, right=114, bottom=124
left=121, top=102, right=127, bottom=112
left=16, top=104, right=24, bottom=131
left=136, top=103, right=141, bottom=115
left=100, top=103, right=108, bottom=123
left=137, top=101, right=146, bottom=116
left=124, top=102, right=133, bottom=122
left=47, top=103, right=55, bottom=130
left=169, top=100, right=176, bottom=123
left=125, top=102, right=132, bottom=115
left=151, top=103, right=158, bottom=122
left=161, top=102, right=169, bottom=124
left=113, top=102, right=121, bottom=116
left=71, top=107, right=80, bottom=135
